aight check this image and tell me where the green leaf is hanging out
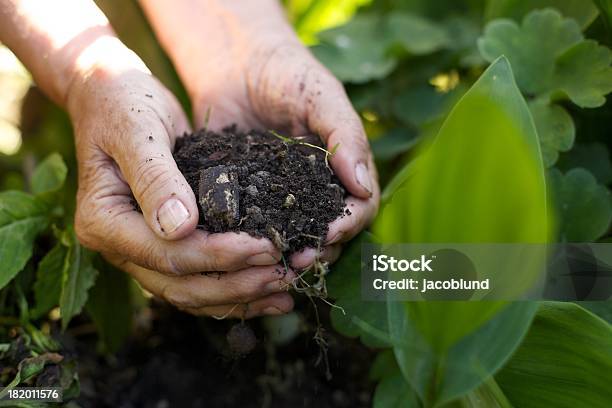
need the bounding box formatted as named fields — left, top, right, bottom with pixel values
left=548, top=167, right=612, bottom=241
left=485, top=0, right=600, bottom=29
left=594, top=0, right=612, bottom=32
left=371, top=128, right=419, bottom=161
left=327, top=232, right=389, bottom=348
left=86, top=257, right=133, bottom=352
left=529, top=100, right=575, bottom=167
left=59, top=228, right=99, bottom=329
left=375, top=57, right=548, bottom=351
left=388, top=301, right=538, bottom=406
left=312, top=14, right=396, bottom=83
left=373, top=372, right=421, bottom=408
left=0, top=191, right=48, bottom=289
left=580, top=301, right=612, bottom=323
left=554, top=40, right=612, bottom=108
left=0, top=352, right=63, bottom=400
left=32, top=242, right=67, bottom=319
left=496, top=302, right=612, bottom=408
left=557, top=142, right=612, bottom=184
left=479, top=9, right=583, bottom=96
left=30, top=153, right=67, bottom=195
left=312, top=12, right=448, bottom=83
left=385, top=12, right=449, bottom=55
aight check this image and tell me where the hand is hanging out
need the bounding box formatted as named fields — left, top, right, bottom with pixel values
left=67, top=38, right=295, bottom=318
left=163, top=12, right=381, bottom=269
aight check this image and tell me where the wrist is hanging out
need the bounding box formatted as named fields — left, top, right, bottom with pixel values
left=65, top=36, right=150, bottom=119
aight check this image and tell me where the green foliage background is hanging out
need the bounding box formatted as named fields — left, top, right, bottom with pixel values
left=0, top=0, right=611, bottom=406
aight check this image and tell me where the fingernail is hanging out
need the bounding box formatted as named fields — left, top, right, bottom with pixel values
left=247, top=252, right=278, bottom=266
left=262, top=306, right=284, bottom=316
left=158, top=198, right=190, bottom=234
left=355, top=162, right=372, bottom=195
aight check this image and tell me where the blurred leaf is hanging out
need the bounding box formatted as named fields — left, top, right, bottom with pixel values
left=32, top=242, right=66, bottom=319
left=496, top=302, right=612, bottom=408
left=369, top=349, right=398, bottom=381
left=386, top=13, right=449, bottom=54
left=86, top=257, right=132, bottom=352
left=388, top=301, right=537, bottom=406
left=529, top=100, right=575, bottom=167
left=373, top=372, right=421, bottom=408
left=371, top=128, right=419, bottom=161
left=327, top=232, right=389, bottom=347
left=392, top=84, right=455, bottom=127
left=312, top=12, right=448, bottom=83
left=59, top=228, right=98, bottom=330
left=554, top=40, right=612, bottom=108
left=479, top=9, right=582, bottom=96
left=548, top=167, right=612, bottom=241
left=30, top=153, right=67, bottom=195
left=0, top=191, right=48, bottom=289
left=312, top=15, right=397, bottom=83
left=557, top=142, right=612, bottom=184
left=287, top=0, right=371, bottom=45
left=485, top=0, right=600, bottom=29
left=580, top=301, right=612, bottom=322
left=594, top=0, right=612, bottom=32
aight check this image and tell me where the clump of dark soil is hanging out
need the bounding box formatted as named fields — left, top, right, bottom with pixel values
left=173, top=127, right=347, bottom=254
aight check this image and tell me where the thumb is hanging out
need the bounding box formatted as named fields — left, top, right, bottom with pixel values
left=306, top=72, right=375, bottom=199
left=110, top=113, right=197, bottom=240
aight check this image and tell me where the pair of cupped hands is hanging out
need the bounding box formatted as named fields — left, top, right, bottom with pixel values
left=68, top=22, right=379, bottom=320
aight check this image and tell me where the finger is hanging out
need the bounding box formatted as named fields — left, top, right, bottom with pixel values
left=117, top=261, right=295, bottom=309
left=305, top=70, right=377, bottom=199
left=104, top=91, right=198, bottom=241
left=97, top=210, right=281, bottom=274
left=326, top=195, right=379, bottom=245
left=289, top=244, right=342, bottom=270
left=183, top=293, right=295, bottom=319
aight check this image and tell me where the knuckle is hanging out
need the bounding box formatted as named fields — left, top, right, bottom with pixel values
left=132, top=159, right=174, bottom=201
left=161, top=283, right=199, bottom=309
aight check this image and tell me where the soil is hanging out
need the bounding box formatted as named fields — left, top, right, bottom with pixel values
left=173, top=126, right=347, bottom=254
left=74, top=300, right=374, bottom=408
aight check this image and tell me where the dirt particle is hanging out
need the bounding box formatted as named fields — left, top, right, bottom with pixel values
left=145, top=94, right=153, bottom=98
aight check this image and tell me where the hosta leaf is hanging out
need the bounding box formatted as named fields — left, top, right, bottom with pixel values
left=375, top=57, right=548, bottom=352
left=557, top=142, right=612, bottom=184
left=32, top=242, right=67, bottom=319
left=554, top=40, right=612, bottom=108
left=0, top=191, right=48, bottom=289
left=479, top=9, right=583, bottom=96
left=31, top=153, right=67, bottom=195
left=529, top=100, right=575, bottom=167
left=388, top=301, right=537, bottom=406
left=485, top=0, right=600, bottom=29
left=59, top=228, right=98, bottom=329
left=548, top=168, right=612, bottom=241
left=496, top=302, right=612, bottom=408
left=86, top=257, right=133, bottom=352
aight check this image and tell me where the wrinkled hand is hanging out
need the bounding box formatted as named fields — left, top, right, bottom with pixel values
left=186, top=42, right=380, bottom=269
left=67, top=42, right=295, bottom=318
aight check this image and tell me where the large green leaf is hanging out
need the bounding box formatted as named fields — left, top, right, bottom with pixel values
left=485, top=0, right=600, bottom=29
left=86, top=257, right=133, bottom=352
left=373, top=372, right=421, bottom=408
left=375, top=57, right=548, bottom=352
left=496, top=302, right=612, bottom=408
left=388, top=301, right=537, bottom=406
left=59, top=228, right=98, bottom=329
left=0, top=191, right=48, bottom=289
left=548, top=167, right=612, bottom=241
left=30, top=153, right=67, bottom=195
